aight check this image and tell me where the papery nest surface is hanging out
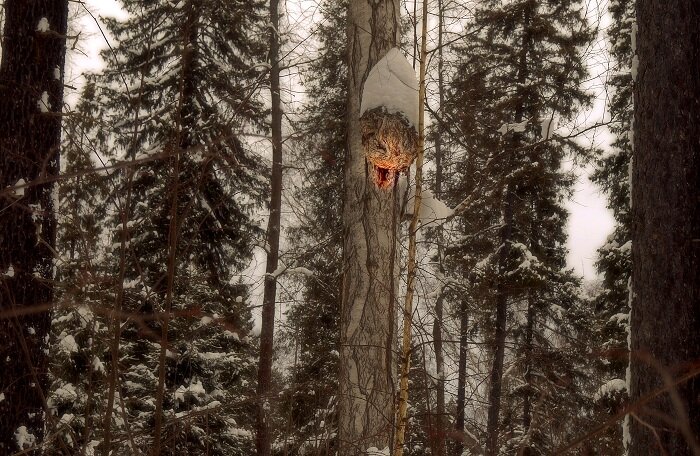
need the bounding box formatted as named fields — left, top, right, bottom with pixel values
left=360, top=107, right=418, bottom=189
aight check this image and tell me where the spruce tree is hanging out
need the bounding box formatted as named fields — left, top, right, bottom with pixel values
left=280, top=0, right=347, bottom=452
left=69, top=0, right=266, bottom=453
left=445, top=0, right=596, bottom=453
left=588, top=0, right=634, bottom=452
left=46, top=81, right=111, bottom=455
left=402, top=348, right=435, bottom=456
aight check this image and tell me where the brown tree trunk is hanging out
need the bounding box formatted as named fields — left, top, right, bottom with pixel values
left=629, top=0, right=700, bottom=454
left=521, top=295, right=534, bottom=456
left=485, top=188, right=513, bottom=456
left=256, top=0, right=284, bottom=453
left=454, top=301, right=469, bottom=456
left=432, top=297, right=446, bottom=456
left=339, top=0, right=401, bottom=453
left=395, top=1, right=427, bottom=452
left=0, top=0, right=68, bottom=452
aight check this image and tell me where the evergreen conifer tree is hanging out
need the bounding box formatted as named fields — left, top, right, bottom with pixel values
left=589, top=1, right=634, bottom=450
left=280, top=0, right=347, bottom=452
left=55, top=1, right=268, bottom=453
left=47, top=81, right=112, bottom=455
left=445, top=1, right=597, bottom=453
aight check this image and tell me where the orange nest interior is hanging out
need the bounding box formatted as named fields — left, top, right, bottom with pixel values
left=360, top=107, right=418, bottom=189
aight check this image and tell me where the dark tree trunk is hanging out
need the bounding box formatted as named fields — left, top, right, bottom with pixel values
left=256, top=0, right=283, bottom=453
left=485, top=191, right=512, bottom=456
left=0, top=0, right=68, bottom=452
left=522, top=295, right=534, bottom=456
left=454, top=301, right=469, bottom=456
left=152, top=2, right=201, bottom=452
left=629, top=0, right=700, bottom=454
left=432, top=297, right=446, bottom=456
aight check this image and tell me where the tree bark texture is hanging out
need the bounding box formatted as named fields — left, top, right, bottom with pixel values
left=486, top=182, right=517, bottom=456
left=256, top=0, right=284, bottom=453
left=454, top=302, right=468, bottom=456
left=432, top=297, right=446, bottom=456
left=485, top=234, right=510, bottom=456
left=521, top=296, right=534, bottom=456
left=630, top=0, right=700, bottom=454
left=0, top=0, right=68, bottom=452
left=339, top=1, right=401, bottom=453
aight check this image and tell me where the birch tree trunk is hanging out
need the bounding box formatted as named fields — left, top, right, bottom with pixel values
left=629, top=0, right=700, bottom=454
left=339, top=1, right=400, bottom=453
left=395, top=1, right=427, bottom=452
left=0, top=0, right=68, bottom=452
left=431, top=3, right=447, bottom=454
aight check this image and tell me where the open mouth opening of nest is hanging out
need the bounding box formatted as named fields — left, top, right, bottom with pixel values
left=368, top=156, right=402, bottom=189
left=373, top=165, right=397, bottom=189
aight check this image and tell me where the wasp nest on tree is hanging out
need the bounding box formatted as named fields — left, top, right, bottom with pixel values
left=359, top=48, right=420, bottom=189
left=360, top=107, right=419, bottom=189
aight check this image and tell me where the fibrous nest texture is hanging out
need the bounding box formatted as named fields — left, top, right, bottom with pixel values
left=360, top=107, right=419, bottom=189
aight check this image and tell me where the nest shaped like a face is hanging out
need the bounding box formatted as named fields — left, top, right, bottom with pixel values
left=360, top=107, right=419, bottom=189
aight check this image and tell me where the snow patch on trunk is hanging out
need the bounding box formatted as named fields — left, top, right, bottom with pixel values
left=3, top=265, right=15, bottom=278
left=38, top=92, right=51, bottom=113
left=623, top=276, right=633, bottom=453
left=36, top=17, right=50, bottom=32
left=10, top=178, right=26, bottom=198
left=360, top=48, right=419, bottom=129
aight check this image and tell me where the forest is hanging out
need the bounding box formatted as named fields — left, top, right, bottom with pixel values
left=0, top=0, right=697, bottom=455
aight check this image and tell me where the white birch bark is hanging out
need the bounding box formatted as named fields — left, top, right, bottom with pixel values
left=339, top=1, right=401, bottom=453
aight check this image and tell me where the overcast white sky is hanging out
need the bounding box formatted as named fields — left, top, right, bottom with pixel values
left=73, top=0, right=615, bottom=281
